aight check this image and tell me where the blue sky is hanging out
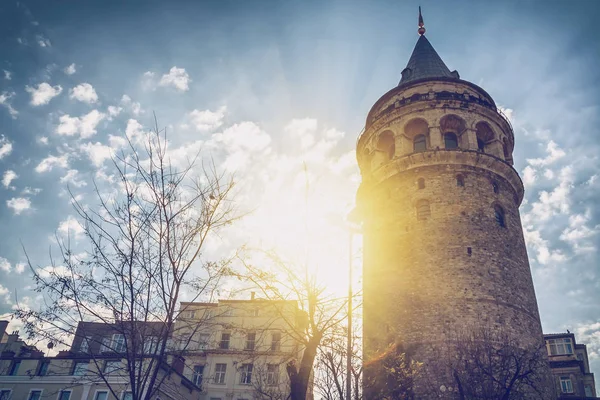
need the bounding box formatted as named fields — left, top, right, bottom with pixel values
left=1, top=0, right=600, bottom=383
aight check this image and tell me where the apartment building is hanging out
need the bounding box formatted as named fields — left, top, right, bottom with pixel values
left=174, top=298, right=308, bottom=400
left=0, top=320, right=200, bottom=400
left=545, top=332, right=598, bottom=399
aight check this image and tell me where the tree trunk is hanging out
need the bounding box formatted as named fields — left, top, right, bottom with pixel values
left=289, top=334, right=321, bottom=400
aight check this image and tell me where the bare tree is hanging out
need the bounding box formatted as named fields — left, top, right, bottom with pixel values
left=237, top=251, right=351, bottom=400
left=433, top=328, right=553, bottom=400
left=14, top=120, right=238, bottom=400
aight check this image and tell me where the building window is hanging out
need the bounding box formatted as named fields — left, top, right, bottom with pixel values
left=94, top=392, right=108, bottom=400
left=548, top=338, right=574, bottom=355
left=492, top=181, right=499, bottom=194
left=271, top=332, right=281, bottom=351
left=215, top=363, right=227, bottom=384
left=0, top=390, right=11, bottom=400
left=417, top=200, right=431, bottom=221
left=198, top=333, right=210, bottom=350
left=494, top=205, right=505, bottom=228
left=267, top=364, right=279, bottom=385
left=73, top=362, right=89, bottom=376
left=143, top=336, right=159, bottom=354
left=181, top=309, right=196, bottom=319
left=58, top=391, right=71, bottom=400
left=245, top=332, right=256, bottom=351
left=456, top=175, right=464, bottom=187
left=27, top=391, right=42, bottom=400
left=37, top=360, right=50, bottom=376
left=377, top=131, right=395, bottom=160
left=219, top=332, right=231, bottom=349
left=252, top=308, right=259, bottom=317
left=103, top=360, right=121, bottom=374
left=204, top=309, right=213, bottom=319
left=122, top=392, right=133, bottom=400
left=560, top=376, right=574, bottom=393
left=413, top=134, right=426, bottom=153
left=585, top=385, right=594, bottom=397
left=8, top=360, right=20, bottom=376
left=444, top=132, right=458, bottom=149
left=112, top=334, right=126, bottom=353
left=223, top=307, right=234, bottom=317
left=193, top=365, right=204, bottom=388
left=79, top=336, right=92, bottom=353
left=577, top=353, right=584, bottom=361
left=477, top=137, right=486, bottom=152
left=240, top=363, right=253, bottom=385
left=417, top=178, right=425, bottom=189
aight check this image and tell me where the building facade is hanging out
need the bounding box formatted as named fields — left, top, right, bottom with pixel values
left=545, top=332, right=598, bottom=399
left=357, top=11, right=552, bottom=397
left=0, top=321, right=199, bottom=400
left=173, top=298, right=307, bottom=400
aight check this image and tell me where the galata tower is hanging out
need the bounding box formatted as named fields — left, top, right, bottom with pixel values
left=357, top=9, right=551, bottom=398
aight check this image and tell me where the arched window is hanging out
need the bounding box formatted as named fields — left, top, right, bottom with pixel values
left=444, top=133, right=458, bottom=149
left=416, top=199, right=431, bottom=220
left=417, top=178, right=425, bottom=189
left=494, top=205, right=506, bottom=227
left=492, top=181, right=499, bottom=194
left=477, top=138, right=486, bottom=152
left=414, top=135, right=426, bottom=153
left=456, top=175, right=464, bottom=187
left=377, top=131, right=395, bottom=161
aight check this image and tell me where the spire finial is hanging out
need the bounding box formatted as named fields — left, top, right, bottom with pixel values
left=418, top=6, right=426, bottom=36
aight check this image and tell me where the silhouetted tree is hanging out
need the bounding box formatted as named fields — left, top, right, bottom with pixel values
left=15, top=119, right=238, bottom=400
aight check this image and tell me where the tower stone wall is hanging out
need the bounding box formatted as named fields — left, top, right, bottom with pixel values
left=358, top=76, right=551, bottom=397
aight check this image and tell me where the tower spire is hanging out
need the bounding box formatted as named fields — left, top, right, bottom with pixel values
left=418, top=6, right=426, bottom=36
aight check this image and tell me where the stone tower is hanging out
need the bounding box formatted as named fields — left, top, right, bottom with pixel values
left=357, top=11, right=550, bottom=398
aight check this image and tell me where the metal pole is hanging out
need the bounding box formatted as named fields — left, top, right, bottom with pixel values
left=346, top=230, right=353, bottom=400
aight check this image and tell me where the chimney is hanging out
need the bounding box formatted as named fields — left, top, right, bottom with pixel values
left=251, top=292, right=255, bottom=300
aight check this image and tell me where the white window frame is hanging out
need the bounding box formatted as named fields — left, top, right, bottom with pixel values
left=239, top=363, right=253, bottom=385
left=560, top=376, right=574, bottom=393
left=143, top=336, right=159, bottom=354
left=93, top=390, right=109, bottom=400
left=112, top=333, right=126, bottom=353
left=549, top=338, right=574, bottom=355
left=57, top=390, right=72, bottom=400
left=9, top=360, right=21, bottom=376
left=192, top=365, right=204, bottom=387
left=120, top=391, right=133, bottom=400
left=27, top=390, right=43, bottom=400
left=271, top=332, right=281, bottom=351
left=197, top=333, right=210, bottom=350
left=214, top=363, right=227, bottom=384
left=267, top=364, right=279, bottom=385
left=219, top=332, right=231, bottom=349
left=37, top=360, right=50, bottom=376
left=0, top=389, right=12, bottom=400
left=104, top=360, right=121, bottom=374
left=72, top=361, right=88, bottom=376
left=79, top=336, right=92, bottom=353
left=245, top=332, right=256, bottom=351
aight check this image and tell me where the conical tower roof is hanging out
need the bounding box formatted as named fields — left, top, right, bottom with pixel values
left=399, top=35, right=459, bottom=86
left=399, top=8, right=459, bottom=86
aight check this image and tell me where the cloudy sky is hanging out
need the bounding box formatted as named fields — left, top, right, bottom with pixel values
left=1, top=0, right=599, bottom=384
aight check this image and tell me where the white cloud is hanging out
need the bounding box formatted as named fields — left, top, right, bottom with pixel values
left=560, top=212, right=599, bottom=254
left=125, top=119, right=145, bottom=142
left=69, top=83, right=98, bottom=104
left=0, top=92, right=18, bottom=117
left=0, top=136, right=13, bottom=160
left=107, top=105, right=122, bottom=119
left=2, top=170, right=17, bottom=189
left=25, top=82, right=63, bottom=106
left=159, top=66, right=190, bottom=92
left=64, top=63, right=76, bottom=75
left=108, top=134, right=127, bottom=149
left=121, top=95, right=142, bottom=115
left=3, top=70, right=11, bottom=80
left=37, top=35, right=51, bottom=47
left=60, top=169, right=87, bottom=188
left=523, top=227, right=566, bottom=265
left=575, top=321, right=600, bottom=360
left=58, top=216, right=84, bottom=239
left=525, top=166, right=574, bottom=222
left=35, top=154, right=69, bottom=173
left=522, top=166, right=536, bottom=187
left=527, top=140, right=565, bottom=167
left=21, top=187, right=42, bottom=195
left=80, top=142, right=113, bottom=167
left=56, top=110, right=105, bottom=138
left=0, top=258, right=10, bottom=273
left=15, top=262, right=26, bottom=274
left=37, top=136, right=49, bottom=145
left=188, top=106, right=226, bottom=132
left=6, top=197, right=32, bottom=215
